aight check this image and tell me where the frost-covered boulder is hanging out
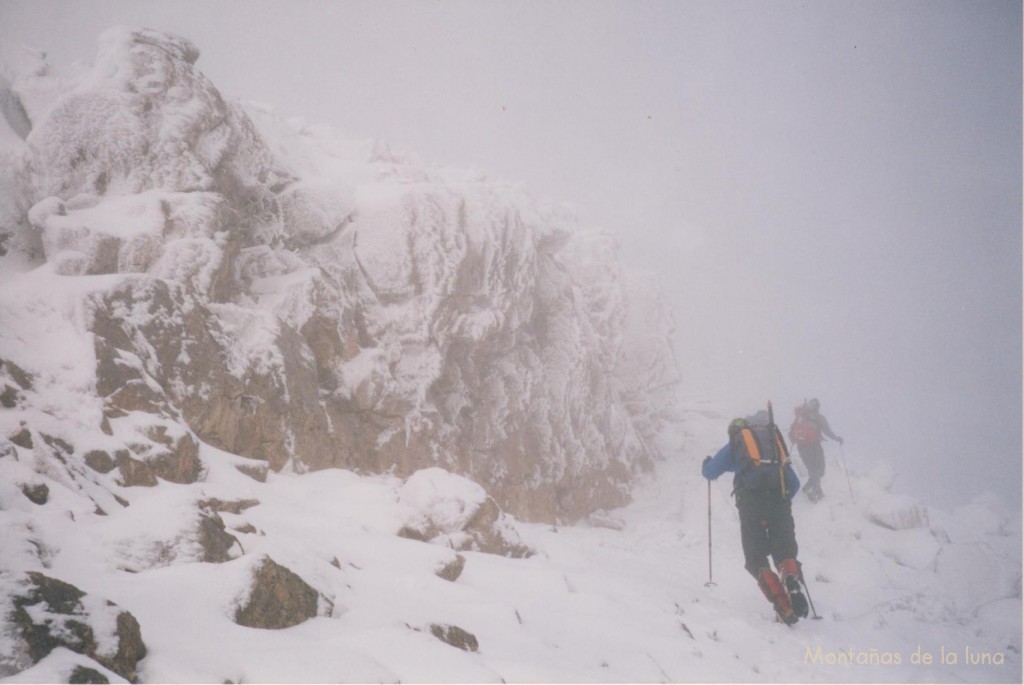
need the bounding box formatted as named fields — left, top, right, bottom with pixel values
left=397, top=468, right=532, bottom=558
left=866, top=493, right=929, bottom=530
left=928, top=494, right=1018, bottom=546
left=6, top=572, right=146, bottom=682
left=27, top=26, right=289, bottom=201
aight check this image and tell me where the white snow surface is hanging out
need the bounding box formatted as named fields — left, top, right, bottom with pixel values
left=0, top=404, right=1019, bottom=683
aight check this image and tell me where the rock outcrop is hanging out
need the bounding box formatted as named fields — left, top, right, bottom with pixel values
left=429, top=623, right=479, bottom=652
left=0, top=25, right=680, bottom=527
left=234, top=556, right=321, bottom=630
left=9, top=572, right=146, bottom=682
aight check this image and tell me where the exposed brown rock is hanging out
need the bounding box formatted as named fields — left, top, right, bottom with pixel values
left=1, top=359, right=34, bottom=390
left=429, top=623, right=478, bottom=652
left=435, top=554, right=466, bottom=582
left=196, top=511, right=242, bottom=563
left=40, top=433, right=74, bottom=463
left=8, top=426, right=32, bottom=449
left=144, top=429, right=202, bottom=484
left=235, top=462, right=268, bottom=482
left=84, top=450, right=116, bottom=474
left=234, top=557, right=319, bottom=630
left=115, top=449, right=158, bottom=487
left=198, top=497, right=260, bottom=514
left=69, top=664, right=110, bottom=684
left=462, top=497, right=533, bottom=558
left=106, top=610, right=147, bottom=681
left=0, top=384, right=19, bottom=408
left=20, top=482, right=49, bottom=505
left=10, top=572, right=146, bottom=683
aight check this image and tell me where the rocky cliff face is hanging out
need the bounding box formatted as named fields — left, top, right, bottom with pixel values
left=0, top=27, right=680, bottom=523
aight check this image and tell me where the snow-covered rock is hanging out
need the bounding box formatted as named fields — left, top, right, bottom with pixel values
left=233, top=555, right=325, bottom=629
left=6, top=572, right=146, bottom=682
left=0, top=27, right=680, bottom=524
left=867, top=492, right=929, bottom=530
left=397, top=468, right=531, bottom=558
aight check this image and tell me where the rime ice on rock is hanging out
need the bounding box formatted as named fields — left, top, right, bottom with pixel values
left=0, top=26, right=681, bottom=524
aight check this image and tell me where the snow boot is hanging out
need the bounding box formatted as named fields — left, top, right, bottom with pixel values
left=756, top=567, right=797, bottom=625
left=779, top=558, right=809, bottom=619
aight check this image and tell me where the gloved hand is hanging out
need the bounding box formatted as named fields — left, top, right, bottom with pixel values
left=703, top=455, right=712, bottom=466
left=837, top=436, right=844, bottom=445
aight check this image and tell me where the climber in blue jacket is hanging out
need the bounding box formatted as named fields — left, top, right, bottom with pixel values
left=702, top=415, right=807, bottom=624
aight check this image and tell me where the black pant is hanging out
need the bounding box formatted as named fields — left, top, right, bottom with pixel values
left=736, top=487, right=798, bottom=577
left=796, top=442, right=825, bottom=493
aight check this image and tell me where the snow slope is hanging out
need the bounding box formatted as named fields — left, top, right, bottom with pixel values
left=0, top=401, right=1019, bottom=683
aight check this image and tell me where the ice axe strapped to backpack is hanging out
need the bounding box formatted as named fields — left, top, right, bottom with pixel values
left=730, top=402, right=791, bottom=498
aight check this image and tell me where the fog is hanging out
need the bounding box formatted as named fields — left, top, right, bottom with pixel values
left=1, top=0, right=1020, bottom=510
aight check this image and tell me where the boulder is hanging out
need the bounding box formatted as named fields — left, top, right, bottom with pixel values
left=0, top=358, right=34, bottom=390
left=867, top=494, right=929, bottom=531
left=9, top=572, right=146, bottom=682
left=397, top=468, right=533, bottom=558
left=8, top=425, right=32, bottom=449
left=69, top=664, right=110, bottom=684
left=111, top=424, right=202, bottom=487
left=429, top=623, right=478, bottom=652
left=234, top=556, right=319, bottom=629
left=0, top=384, right=19, bottom=408
left=20, top=482, right=48, bottom=505
left=83, top=450, right=116, bottom=474
left=435, top=554, right=466, bottom=582
left=196, top=511, right=243, bottom=563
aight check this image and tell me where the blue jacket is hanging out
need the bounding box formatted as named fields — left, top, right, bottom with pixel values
left=702, top=442, right=801, bottom=498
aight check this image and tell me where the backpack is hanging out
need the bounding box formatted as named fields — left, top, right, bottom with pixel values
left=733, top=423, right=791, bottom=494
left=789, top=404, right=822, bottom=445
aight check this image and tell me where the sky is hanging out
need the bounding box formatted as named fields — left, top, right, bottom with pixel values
left=0, top=0, right=1020, bottom=510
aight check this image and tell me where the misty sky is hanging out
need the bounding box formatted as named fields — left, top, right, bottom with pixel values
left=1, top=0, right=1020, bottom=510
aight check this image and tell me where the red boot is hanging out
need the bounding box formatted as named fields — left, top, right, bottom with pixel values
left=778, top=559, right=809, bottom=619
left=756, top=567, right=797, bottom=624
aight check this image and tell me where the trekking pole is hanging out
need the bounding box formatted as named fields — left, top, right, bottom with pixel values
left=705, top=477, right=716, bottom=587
left=798, top=568, right=823, bottom=620
left=839, top=443, right=856, bottom=503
